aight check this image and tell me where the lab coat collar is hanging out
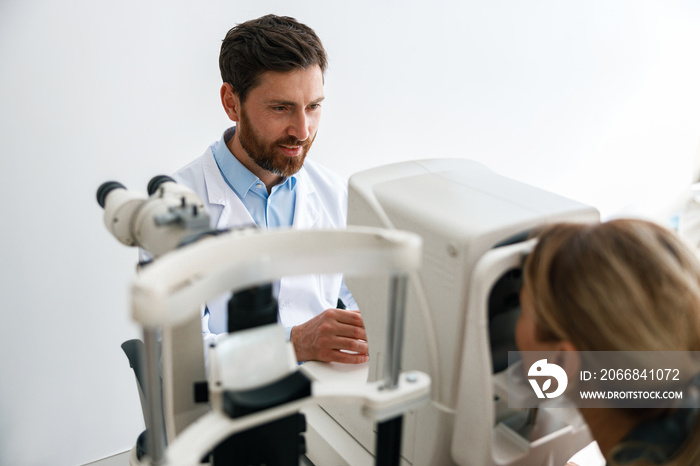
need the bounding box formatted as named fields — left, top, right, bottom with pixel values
left=201, top=149, right=255, bottom=230
left=202, top=145, right=321, bottom=230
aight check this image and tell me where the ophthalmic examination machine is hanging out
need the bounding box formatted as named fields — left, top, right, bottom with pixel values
left=96, top=175, right=428, bottom=466
left=97, top=157, right=600, bottom=465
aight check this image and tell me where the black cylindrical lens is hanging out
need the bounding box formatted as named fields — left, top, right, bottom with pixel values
left=96, top=181, right=126, bottom=208
left=147, top=175, right=176, bottom=196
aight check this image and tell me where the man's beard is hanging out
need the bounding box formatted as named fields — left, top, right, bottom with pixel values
left=238, top=109, right=315, bottom=178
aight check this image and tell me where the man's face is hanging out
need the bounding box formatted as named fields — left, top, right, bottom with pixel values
left=234, top=65, right=324, bottom=178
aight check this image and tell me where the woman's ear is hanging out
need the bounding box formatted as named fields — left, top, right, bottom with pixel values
left=221, top=83, right=240, bottom=122
left=556, top=340, right=578, bottom=353
left=555, top=340, right=580, bottom=380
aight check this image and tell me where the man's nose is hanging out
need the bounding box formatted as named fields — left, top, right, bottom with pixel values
left=287, top=110, right=310, bottom=141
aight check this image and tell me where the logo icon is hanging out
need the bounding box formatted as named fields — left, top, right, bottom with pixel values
left=527, top=359, right=568, bottom=399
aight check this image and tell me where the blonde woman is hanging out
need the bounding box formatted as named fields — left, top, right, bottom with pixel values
left=516, top=219, right=700, bottom=465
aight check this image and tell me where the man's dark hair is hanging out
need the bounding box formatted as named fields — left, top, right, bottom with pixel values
left=219, top=14, right=327, bottom=103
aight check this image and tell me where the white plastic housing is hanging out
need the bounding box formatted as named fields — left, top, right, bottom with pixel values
left=304, top=158, right=599, bottom=465
left=216, top=324, right=297, bottom=391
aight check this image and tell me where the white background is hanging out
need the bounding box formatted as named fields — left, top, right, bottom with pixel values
left=1, top=1, right=699, bottom=464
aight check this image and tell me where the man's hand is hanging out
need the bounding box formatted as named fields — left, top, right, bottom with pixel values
left=291, top=308, right=369, bottom=364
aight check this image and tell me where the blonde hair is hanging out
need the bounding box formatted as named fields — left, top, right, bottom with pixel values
left=523, top=218, right=700, bottom=465
left=524, top=219, right=700, bottom=352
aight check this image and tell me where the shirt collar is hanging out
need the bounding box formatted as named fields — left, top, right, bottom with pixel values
left=212, top=126, right=297, bottom=197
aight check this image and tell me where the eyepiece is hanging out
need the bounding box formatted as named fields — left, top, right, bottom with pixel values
left=96, top=181, right=126, bottom=208
left=147, top=175, right=176, bottom=196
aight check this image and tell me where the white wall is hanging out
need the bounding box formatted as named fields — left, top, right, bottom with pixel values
left=1, top=1, right=699, bottom=464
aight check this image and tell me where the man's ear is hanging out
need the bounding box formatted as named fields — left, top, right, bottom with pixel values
left=221, top=83, right=240, bottom=122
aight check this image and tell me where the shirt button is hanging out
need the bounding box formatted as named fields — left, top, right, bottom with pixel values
left=256, top=183, right=263, bottom=188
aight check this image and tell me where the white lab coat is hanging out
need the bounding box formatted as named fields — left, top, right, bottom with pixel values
left=173, top=144, right=357, bottom=338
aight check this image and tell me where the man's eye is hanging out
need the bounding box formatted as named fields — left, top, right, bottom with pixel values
left=309, top=103, right=321, bottom=110
left=272, top=106, right=287, bottom=111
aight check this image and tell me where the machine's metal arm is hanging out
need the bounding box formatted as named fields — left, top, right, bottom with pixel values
left=130, top=227, right=422, bottom=328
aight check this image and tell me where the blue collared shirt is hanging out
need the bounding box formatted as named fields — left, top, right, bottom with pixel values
left=212, top=127, right=297, bottom=229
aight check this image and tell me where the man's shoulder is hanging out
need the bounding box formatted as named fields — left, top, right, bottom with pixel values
left=173, top=155, right=203, bottom=179
left=300, top=159, right=347, bottom=190
left=298, top=159, right=349, bottom=223
left=172, top=146, right=215, bottom=185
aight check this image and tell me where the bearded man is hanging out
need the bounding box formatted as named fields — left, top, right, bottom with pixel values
left=174, top=14, right=367, bottom=364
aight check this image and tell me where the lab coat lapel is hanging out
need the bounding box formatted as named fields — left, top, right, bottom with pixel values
left=292, top=168, right=320, bottom=229
left=201, top=150, right=255, bottom=230
left=278, top=167, right=324, bottom=327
